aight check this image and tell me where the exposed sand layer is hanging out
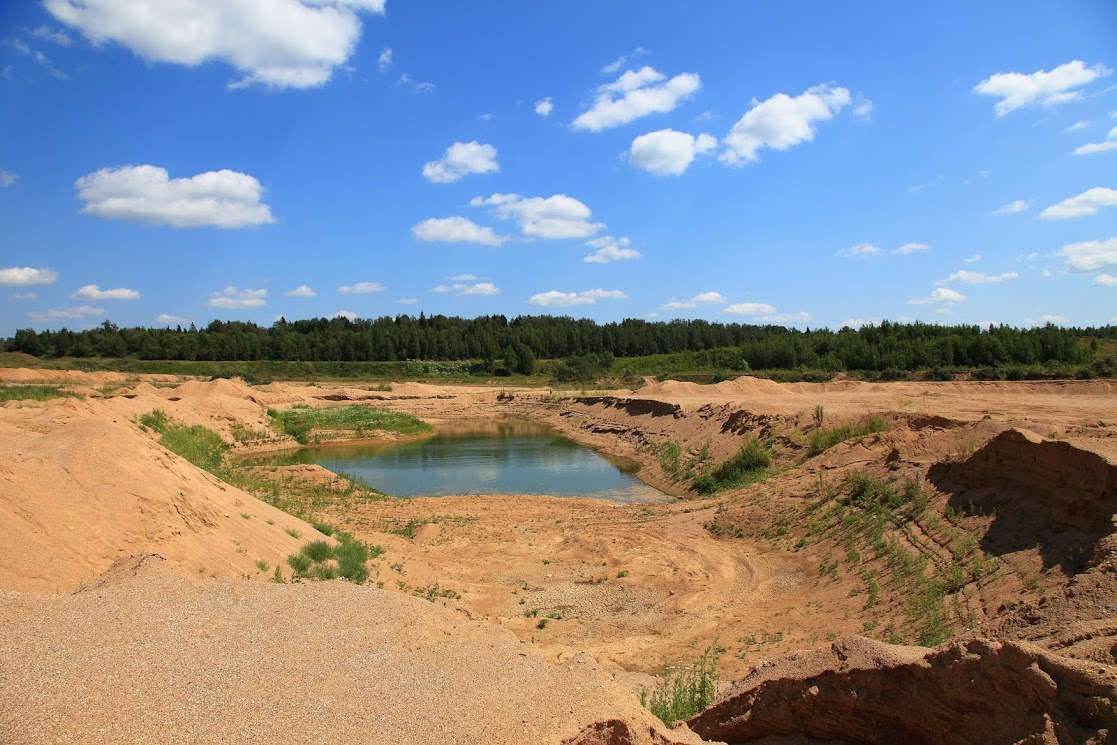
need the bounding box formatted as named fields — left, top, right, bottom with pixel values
left=687, top=635, right=1117, bottom=744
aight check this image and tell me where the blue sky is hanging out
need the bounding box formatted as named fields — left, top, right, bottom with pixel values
left=2, top=1, right=1116, bottom=338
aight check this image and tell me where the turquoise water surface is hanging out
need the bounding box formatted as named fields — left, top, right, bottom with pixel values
left=273, top=419, right=668, bottom=502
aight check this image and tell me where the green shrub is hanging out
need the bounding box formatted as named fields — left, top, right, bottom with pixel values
left=300, top=540, right=335, bottom=563
left=696, top=438, right=772, bottom=493
left=309, top=563, right=339, bottom=581
left=286, top=554, right=312, bottom=575
left=335, top=538, right=371, bottom=583
left=640, top=644, right=720, bottom=724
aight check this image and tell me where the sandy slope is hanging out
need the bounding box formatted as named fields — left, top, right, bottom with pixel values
left=0, top=400, right=311, bottom=593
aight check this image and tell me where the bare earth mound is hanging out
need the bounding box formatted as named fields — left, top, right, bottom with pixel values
left=687, top=635, right=1117, bottom=744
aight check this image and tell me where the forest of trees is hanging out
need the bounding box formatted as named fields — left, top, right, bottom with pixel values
left=4, top=315, right=1114, bottom=376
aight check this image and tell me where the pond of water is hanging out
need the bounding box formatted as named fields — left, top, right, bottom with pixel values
left=269, top=419, right=669, bottom=502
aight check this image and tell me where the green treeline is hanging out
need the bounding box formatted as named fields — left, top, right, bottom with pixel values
left=4, top=315, right=1113, bottom=375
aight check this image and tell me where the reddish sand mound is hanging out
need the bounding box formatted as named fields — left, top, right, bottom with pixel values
left=928, top=428, right=1117, bottom=572
left=0, top=555, right=700, bottom=745
left=687, top=635, right=1117, bottom=744
left=0, top=414, right=311, bottom=593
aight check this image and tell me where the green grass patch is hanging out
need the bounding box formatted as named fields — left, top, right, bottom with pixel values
left=140, top=409, right=227, bottom=472
left=0, top=384, right=83, bottom=403
left=267, top=404, right=431, bottom=444
left=285, top=530, right=380, bottom=584
left=640, top=643, right=720, bottom=725
left=808, top=416, right=888, bottom=456
left=693, top=438, right=771, bottom=494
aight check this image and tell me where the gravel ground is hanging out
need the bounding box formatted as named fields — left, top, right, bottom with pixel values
left=0, top=555, right=700, bottom=745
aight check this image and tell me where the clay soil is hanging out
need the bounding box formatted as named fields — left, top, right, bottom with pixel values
left=2, top=367, right=1116, bottom=743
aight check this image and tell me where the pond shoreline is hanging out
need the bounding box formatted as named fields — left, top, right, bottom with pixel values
left=244, top=416, right=673, bottom=504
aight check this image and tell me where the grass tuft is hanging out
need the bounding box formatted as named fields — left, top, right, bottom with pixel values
left=807, top=416, right=888, bottom=456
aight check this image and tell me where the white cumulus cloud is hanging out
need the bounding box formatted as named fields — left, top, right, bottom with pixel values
left=584, top=235, right=640, bottom=263
left=422, top=141, right=499, bottom=183
left=724, top=302, right=778, bottom=315
left=534, top=97, right=553, bottom=116
left=284, top=284, right=316, bottom=298
left=1093, top=274, right=1117, bottom=287
left=1074, top=141, right=1117, bottom=155
left=75, top=165, right=274, bottom=227
left=71, top=284, right=140, bottom=300
left=471, top=193, right=603, bottom=239
left=1040, top=187, right=1117, bottom=219
left=572, top=66, right=701, bottom=131
left=993, top=199, right=1030, bottom=214
left=721, top=84, right=851, bottom=165
left=432, top=281, right=500, bottom=296
left=602, top=47, right=645, bottom=75
left=411, top=216, right=508, bottom=246
left=629, top=129, right=717, bottom=176
left=941, top=270, right=1019, bottom=284
left=973, top=60, right=1111, bottom=116
left=460, top=282, right=499, bottom=296
left=527, top=289, right=625, bottom=307
left=207, top=286, right=266, bottom=309
left=0, top=267, right=59, bottom=285
left=909, top=287, right=967, bottom=305
left=836, top=242, right=883, bottom=258
left=337, top=281, right=384, bottom=294
left=963, top=254, right=983, bottom=263
left=334, top=309, right=357, bottom=321
left=0, top=171, right=17, bottom=187
left=1056, top=237, right=1117, bottom=272
left=1072, top=124, right=1117, bottom=155
left=31, top=305, right=106, bottom=320
left=155, top=313, right=191, bottom=326
left=891, top=242, right=930, bottom=256
left=377, top=46, right=392, bottom=73
left=661, top=291, right=725, bottom=310
left=45, top=0, right=386, bottom=89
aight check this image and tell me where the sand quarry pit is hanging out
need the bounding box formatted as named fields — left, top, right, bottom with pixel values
left=2, top=367, right=1117, bottom=742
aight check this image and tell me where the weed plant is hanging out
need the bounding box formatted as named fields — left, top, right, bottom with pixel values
left=640, top=644, right=720, bottom=724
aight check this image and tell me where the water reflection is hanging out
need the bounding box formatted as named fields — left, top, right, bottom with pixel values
left=264, top=419, right=668, bottom=502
